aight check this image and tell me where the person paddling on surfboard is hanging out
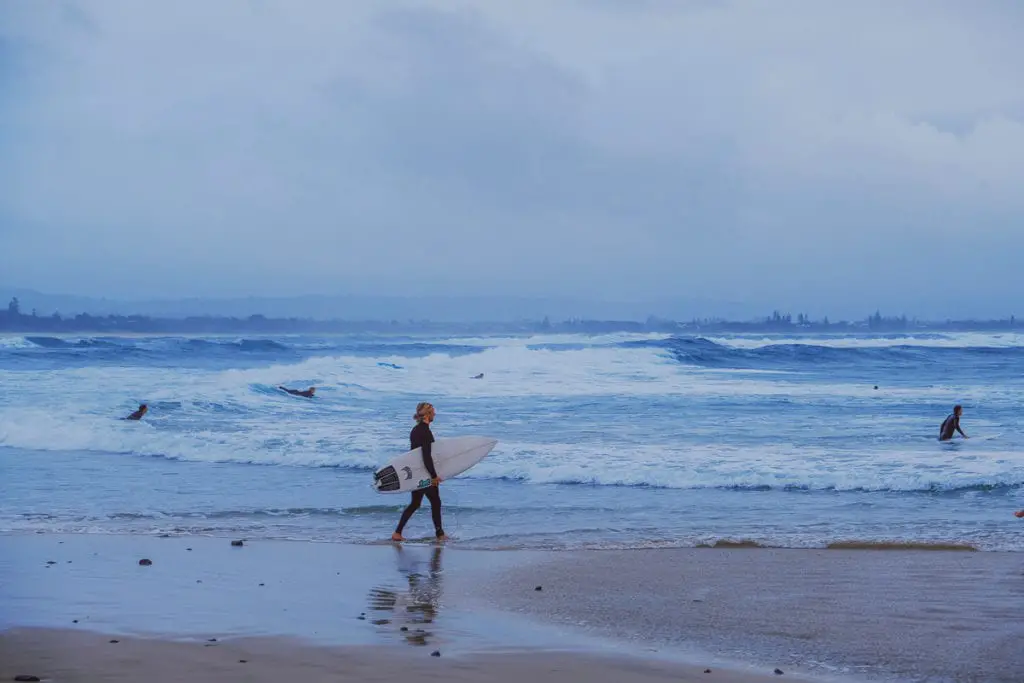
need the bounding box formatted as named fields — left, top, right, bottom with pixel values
left=392, top=402, right=447, bottom=542
left=279, top=386, right=316, bottom=398
left=938, top=405, right=968, bottom=441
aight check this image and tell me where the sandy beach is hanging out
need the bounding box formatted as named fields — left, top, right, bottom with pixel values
left=2, top=533, right=1022, bottom=683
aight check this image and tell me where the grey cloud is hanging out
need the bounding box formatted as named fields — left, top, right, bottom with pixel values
left=1, top=0, right=1022, bottom=316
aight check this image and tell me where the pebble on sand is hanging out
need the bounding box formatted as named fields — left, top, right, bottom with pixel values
left=774, top=668, right=784, bottom=675
left=431, top=651, right=441, bottom=657
left=15, top=676, right=41, bottom=682
left=231, top=540, right=244, bottom=547
left=704, top=669, right=712, bottom=674
left=138, top=559, right=153, bottom=566
left=109, top=640, right=119, bottom=644
left=239, top=660, right=247, bottom=664
left=534, top=585, right=543, bottom=591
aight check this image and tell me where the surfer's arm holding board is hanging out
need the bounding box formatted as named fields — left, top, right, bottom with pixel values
left=421, top=435, right=441, bottom=486
left=412, top=419, right=442, bottom=486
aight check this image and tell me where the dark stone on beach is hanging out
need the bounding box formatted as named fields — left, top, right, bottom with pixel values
left=109, top=640, right=119, bottom=644
left=15, top=675, right=41, bottom=681
left=207, top=638, right=217, bottom=642
left=239, top=660, right=247, bottom=664
left=774, top=669, right=784, bottom=675
left=138, top=559, right=153, bottom=566
left=259, top=583, right=264, bottom=587
left=231, top=540, right=244, bottom=547
left=704, top=669, right=712, bottom=674
left=400, top=626, right=409, bottom=632
left=431, top=650, right=441, bottom=657
left=73, top=619, right=78, bottom=623
left=535, top=585, right=542, bottom=591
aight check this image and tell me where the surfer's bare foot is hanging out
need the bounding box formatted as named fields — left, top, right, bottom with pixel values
left=435, top=534, right=449, bottom=543
left=391, top=532, right=404, bottom=542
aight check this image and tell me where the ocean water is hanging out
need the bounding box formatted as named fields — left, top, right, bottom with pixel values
left=1, top=331, right=1022, bottom=551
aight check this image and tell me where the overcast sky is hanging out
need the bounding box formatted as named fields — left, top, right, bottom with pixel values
left=2, top=1, right=1022, bottom=317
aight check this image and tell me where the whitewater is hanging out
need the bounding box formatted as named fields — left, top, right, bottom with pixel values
left=2, top=331, right=1022, bottom=550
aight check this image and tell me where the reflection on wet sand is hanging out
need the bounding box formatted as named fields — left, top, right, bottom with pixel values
left=367, top=544, right=443, bottom=646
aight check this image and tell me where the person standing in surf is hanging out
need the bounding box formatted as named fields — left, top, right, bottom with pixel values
left=392, top=402, right=447, bottom=542
left=938, top=405, right=968, bottom=441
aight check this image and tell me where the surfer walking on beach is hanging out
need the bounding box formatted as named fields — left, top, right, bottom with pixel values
left=392, top=402, right=447, bottom=543
left=938, top=405, right=968, bottom=441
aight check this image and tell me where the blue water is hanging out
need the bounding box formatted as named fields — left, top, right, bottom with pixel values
left=2, top=331, right=1022, bottom=550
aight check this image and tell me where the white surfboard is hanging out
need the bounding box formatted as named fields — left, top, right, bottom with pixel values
left=372, top=436, right=497, bottom=494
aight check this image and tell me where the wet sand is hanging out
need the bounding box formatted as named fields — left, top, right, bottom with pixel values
left=481, top=547, right=1024, bottom=683
left=2, top=534, right=1022, bottom=682
left=0, top=534, right=808, bottom=682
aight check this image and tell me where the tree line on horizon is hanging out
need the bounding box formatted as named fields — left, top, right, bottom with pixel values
left=0, top=296, right=1019, bottom=333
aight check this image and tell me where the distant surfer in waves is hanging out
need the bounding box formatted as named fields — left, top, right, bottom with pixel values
left=279, top=386, right=316, bottom=398
left=938, top=405, right=968, bottom=441
left=123, top=404, right=148, bottom=421
left=392, top=402, right=447, bottom=543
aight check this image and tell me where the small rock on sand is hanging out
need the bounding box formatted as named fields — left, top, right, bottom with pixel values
left=704, top=669, right=712, bottom=674
left=774, top=669, right=784, bottom=675
left=207, top=638, right=217, bottom=642
left=231, top=540, right=244, bottom=547
left=431, top=651, right=441, bottom=657
left=72, top=620, right=78, bottom=623
left=15, top=675, right=41, bottom=682
left=239, top=660, right=247, bottom=664
left=109, top=640, right=119, bottom=644
left=535, top=585, right=542, bottom=591
left=400, top=627, right=409, bottom=632
left=138, top=559, right=152, bottom=566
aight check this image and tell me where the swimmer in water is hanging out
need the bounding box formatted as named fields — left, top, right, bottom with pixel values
left=124, top=404, right=148, bottom=421
left=938, top=405, right=968, bottom=441
left=279, top=386, right=315, bottom=398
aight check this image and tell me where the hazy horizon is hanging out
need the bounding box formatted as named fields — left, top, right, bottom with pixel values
left=2, top=1, right=1023, bottom=318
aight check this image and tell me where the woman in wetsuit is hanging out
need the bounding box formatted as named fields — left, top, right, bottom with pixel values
left=392, top=402, right=447, bottom=542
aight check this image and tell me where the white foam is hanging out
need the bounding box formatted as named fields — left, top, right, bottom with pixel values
left=0, top=336, right=34, bottom=349
left=706, top=332, right=1024, bottom=349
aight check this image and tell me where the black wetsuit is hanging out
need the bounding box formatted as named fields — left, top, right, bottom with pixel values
left=939, top=413, right=965, bottom=441
left=395, top=421, right=444, bottom=538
